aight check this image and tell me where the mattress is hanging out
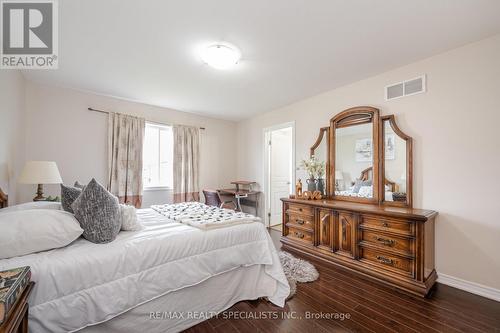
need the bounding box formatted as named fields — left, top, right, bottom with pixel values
left=0, top=208, right=289, bottom=333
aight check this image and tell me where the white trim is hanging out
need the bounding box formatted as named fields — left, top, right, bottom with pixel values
left=437, top=272, right=500, bottom=302
left=262, top=121, right=296, bottom=228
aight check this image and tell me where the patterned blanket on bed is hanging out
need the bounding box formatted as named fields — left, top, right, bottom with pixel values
left=151, top=202, right=260, bottom=230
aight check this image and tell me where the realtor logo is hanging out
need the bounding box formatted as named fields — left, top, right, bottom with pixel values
left=1, top=0, right=58, bottom=69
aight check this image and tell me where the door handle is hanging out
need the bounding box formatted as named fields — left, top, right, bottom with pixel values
left=294, top=231, right=305, bottom=239
left=376, top=255, right=395, bottom=266
left=374, top=236, right=396, bottom=247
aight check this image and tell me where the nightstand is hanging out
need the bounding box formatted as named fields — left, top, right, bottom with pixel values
left=0, top=282, right=34, bottom=333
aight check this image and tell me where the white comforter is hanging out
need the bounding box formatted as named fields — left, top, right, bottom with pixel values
left=0, top=209, right=289, bottom=333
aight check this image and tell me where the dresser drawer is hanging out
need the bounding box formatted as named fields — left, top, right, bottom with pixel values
left=360, top=247, right=414, bottom=277
left=287, top=213, right=314, bottom=230
left=287, top=203, right=314, bottom=216
left=360, top=229, right=413, bottom=255
left=360, top=216, right=415, bottom=236
left=286, top=226, right=313, bottom=245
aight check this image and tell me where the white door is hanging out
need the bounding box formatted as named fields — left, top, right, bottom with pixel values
left=269, top=127, right=293, bottom=226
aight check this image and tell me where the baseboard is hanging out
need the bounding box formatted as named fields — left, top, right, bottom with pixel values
left=437, top=272, right=500, bottom=302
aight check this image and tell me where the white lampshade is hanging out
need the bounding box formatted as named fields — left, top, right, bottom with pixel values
left=335, top=171, right=344, bottom=180
left=18, top=161, right=62, bottom=184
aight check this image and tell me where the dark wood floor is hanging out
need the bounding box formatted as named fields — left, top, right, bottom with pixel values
left=185, top=229, right=500, bottom=333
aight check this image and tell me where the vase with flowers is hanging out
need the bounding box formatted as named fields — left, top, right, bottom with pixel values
left=300, top=156, right=326, bottom=193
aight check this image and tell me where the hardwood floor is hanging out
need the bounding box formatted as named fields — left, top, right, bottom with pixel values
left=185, top=229, right=500, bottom=333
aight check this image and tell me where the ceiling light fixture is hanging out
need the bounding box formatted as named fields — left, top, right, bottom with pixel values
left=200, top=42, right=241, bottom=70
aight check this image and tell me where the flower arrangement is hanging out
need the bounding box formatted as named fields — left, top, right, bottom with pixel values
left=300, top=155, right=325, bottom=179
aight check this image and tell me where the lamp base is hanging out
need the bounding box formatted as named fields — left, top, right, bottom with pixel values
left=33, top=184, right=46, bottom=202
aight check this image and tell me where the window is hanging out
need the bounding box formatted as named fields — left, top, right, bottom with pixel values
left=142, top=123, right=173, bottom=189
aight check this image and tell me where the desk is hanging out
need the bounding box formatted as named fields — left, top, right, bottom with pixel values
left=217, top=188, right=260, bottom=215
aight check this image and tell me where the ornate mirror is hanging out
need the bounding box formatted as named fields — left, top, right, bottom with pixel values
left=329, top=107, right=380, bottom=203
left=309, top=127, right=329, bottom=195
left=382, top=115, right=412, bottom=207
left=305, top=106, right=413, bottom=206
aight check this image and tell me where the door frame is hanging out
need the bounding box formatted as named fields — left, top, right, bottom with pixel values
left=263, top=121, right=296, bottom=228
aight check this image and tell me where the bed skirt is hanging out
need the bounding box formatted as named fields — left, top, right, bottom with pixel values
left=77, top=264, right=278, bottom=333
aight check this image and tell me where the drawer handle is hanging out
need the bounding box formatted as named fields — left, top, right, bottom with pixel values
left=296, top=219, right=305, bottom=225
left=374, top=236, right=396, bottom=247
left=376, top=255, right=394, bottom=266
left=381, top=222, right=390, bottom=228
left=294, top=231, right=305, bottom=239
left=298, top=208, right=303, bottom=212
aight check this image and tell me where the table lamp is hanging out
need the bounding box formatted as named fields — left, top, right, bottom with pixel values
left=18, top=161, right=63, bottom=201
left=335, top=170, right=344, bottom=190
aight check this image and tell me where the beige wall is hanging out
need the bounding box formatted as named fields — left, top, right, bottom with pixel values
left=237, top=34, right=500, bottom=290
left=0, top=70, right=26, bottom=204
left=20, top=81, right=238, bottom=205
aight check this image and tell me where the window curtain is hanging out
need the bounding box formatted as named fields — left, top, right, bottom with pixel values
left=173, top=125, right=200, bottom=203
left=107, top=112, right=145, bottom=208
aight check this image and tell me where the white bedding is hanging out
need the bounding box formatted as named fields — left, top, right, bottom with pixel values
left=80, top=265, right=277, bottom=333
left=0, top=208, right=289, bottom=333
left=334, top=189, right=394, bottom=201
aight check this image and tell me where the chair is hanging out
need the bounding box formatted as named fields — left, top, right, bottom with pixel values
left=0, top=187, right=7, bottom=209
left=202, top=190, right=237, bottom=210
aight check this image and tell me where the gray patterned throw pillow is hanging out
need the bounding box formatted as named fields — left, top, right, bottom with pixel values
left=71, top=179, right=121, bottom=244
left=73, top=181, right=86, bottom=189
left=61, top=184, right=82, bottom=213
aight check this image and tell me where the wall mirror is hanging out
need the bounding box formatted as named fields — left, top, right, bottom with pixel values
left=330, top=107, right=380, bottom=203
left=382, top=115, right=413, bottom=207
left=310, top=127, right=329, bottom=195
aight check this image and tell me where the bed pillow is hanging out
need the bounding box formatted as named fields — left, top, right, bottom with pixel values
left=71, top=179, right=121, bottom=243
left=119, top=204, right=142, bottom=231
left=74, top=181, right=86, bottom=189
left=0, top=201, right=61, bottom=213
left=61, top=184, right=82, bottom=213
left=358, top=186, right=373, bottom=198
left=0, top=209, right=83, bottom=259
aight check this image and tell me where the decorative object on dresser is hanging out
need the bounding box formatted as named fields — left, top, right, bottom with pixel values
left=282, top=106, right=437, bottom=297
left=0, top=188, right=7, bottom=209
left=300, top=156, right=325, bottom=193
left=18, top=161, right=63, bottom=201
left=0, top=266, right=31, bottom=327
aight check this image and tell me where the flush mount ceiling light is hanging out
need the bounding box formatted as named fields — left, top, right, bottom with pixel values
left=200, top=43, right=241, bottom=70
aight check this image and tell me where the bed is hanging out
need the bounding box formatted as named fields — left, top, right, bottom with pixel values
left=0, top=202, right=289, bottom=333
left=334, top=166, right=397, bottom=201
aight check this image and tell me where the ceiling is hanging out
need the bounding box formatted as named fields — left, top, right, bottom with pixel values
left=23, top=0, right=500, bottom=121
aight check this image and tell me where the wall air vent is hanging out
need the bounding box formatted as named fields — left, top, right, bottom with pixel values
left=385, top=75, right=426, bottom=101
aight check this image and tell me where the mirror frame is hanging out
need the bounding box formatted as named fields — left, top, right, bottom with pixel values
left=310, top=127, right=330, bottom=196
left=329, top=106, right=380, bottom=204
left=381, top=115, right=413, bottom=207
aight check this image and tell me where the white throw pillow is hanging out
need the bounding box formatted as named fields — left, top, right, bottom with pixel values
left=120, top=204, right=142, bottom=231
left=0, top=201, right=62, bottom=214
left=0, top=209, right=83, bottom=259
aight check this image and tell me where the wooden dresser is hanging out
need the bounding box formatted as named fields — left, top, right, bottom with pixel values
left=281, top=199, right=437, bottom=296
left=282, top=106, right=438, bottom=297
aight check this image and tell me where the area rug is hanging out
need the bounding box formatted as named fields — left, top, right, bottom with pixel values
left=278, top=251, right=319, bottom=299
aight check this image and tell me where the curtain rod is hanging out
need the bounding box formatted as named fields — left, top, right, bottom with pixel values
left=87, top=107, right=206, bottom=130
